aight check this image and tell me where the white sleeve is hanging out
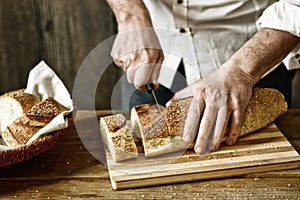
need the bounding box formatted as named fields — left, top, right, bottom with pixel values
left=256, top=0, right=300, bottom=70
left=256, top=0, right=300, bottom=37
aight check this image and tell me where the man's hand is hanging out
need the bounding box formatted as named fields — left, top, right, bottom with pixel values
left=111, top=28, right=164, bottom=90
left=167, top=64, right=256, bottom=154
left=167, top=28, right=300, bottom=154
left=107, top=0, right=164, bottom=89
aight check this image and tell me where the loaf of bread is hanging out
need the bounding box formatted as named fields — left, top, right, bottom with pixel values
left=236, top=87, right=288, bottom=138
left=131, top=103, right=190, bottom=157
left=0, top=90, right=40, bottom=137
left=2, top=97, right=68, bottom=147
left=99, top=114, right=138, bottom=162
left=131, top=88, right=288, bottom=157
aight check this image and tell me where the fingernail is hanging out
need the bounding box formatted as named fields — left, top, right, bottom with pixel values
left=183, top=134, right=191, bottom=143
left=195, top=146, right=202, bottom=154
left=211, top=145, right=218, bottom=152
left=227, top=140, right=233, bottom=146
left=166, top=101, right=171, bottom=107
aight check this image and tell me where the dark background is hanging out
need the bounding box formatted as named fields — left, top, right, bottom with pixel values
left=0, top=0, right=121, bottom=109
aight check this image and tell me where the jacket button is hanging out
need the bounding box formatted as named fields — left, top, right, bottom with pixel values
left=179, top=28, right=186, bottom=33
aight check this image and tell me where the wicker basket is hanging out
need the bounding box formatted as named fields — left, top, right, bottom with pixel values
left=0, top=113, right=74, bottom=168
left=0, top=87, right=75, bottom=168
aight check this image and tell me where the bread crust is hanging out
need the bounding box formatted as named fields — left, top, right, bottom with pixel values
left=2, top=97, right=68, bottom=147
left=100, top=114, right=138, bottom=162
left=236, top=88, right=287, bottom=137
left=131, top=101, right=191, bottom=157
left=0, top=90, right=40, bottom=136
left=131, top=88, right=288, bottom=157
left=166, top=97, right=192, bottom=137
left=2, top=90, right=40, bottom=112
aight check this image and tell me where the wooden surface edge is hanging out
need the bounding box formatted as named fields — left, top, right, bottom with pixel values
left=104, top=121, right=300, bottom=190
left=111, top=160, right=300, bottom=190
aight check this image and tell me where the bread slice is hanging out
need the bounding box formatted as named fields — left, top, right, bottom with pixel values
left=0, top=90, right=40, bottom=136
left=2, top=97, right=68, bottom=147
left=131, top=88, right=287, bottom=157
left=99, top=114, right=138, bottom=162
left=131, top=102, right=192, bottom=157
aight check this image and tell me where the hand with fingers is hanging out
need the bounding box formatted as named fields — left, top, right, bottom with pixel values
left=111, top=28, right=164, bottom=90
left=167, top=64, right=256, bottom=154
left=166, top=27, right=300, bottom=155
left=106, top=0, right=164, bottom=90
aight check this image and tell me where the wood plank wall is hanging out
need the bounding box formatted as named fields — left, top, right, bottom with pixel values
left=0, top=0, right=121, bottom=109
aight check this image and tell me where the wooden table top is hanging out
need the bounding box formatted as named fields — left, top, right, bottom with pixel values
left=0, top=109, right=299, bottom=199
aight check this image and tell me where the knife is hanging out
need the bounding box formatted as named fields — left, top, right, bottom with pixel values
left=146, top=83, right=162, bottom=114
left=146, top=83, right=171, bottom=134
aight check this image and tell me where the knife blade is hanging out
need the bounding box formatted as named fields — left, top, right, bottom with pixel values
left=146, top=83, right=171, bottom=135
left=146, top=83, right=162, bottom=114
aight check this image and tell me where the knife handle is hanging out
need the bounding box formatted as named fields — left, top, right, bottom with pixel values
left=146, top=83, right=155, bottom=94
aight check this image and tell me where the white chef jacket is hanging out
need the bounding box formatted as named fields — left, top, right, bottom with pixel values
left=143, top=0, right=300, bottom=88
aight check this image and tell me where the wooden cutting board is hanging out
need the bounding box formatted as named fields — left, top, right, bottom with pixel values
left=104, top=124, right=300, bottom=190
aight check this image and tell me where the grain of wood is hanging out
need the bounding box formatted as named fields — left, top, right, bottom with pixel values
left=104, top=124, right=300, bottom=190
left=0, top=0, right=40, bottom=92
left=0, top=0, right=120, bottom=109
left=1, top=178, right=300, bottom=199
left=0, top=110, right=299, bottom=199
